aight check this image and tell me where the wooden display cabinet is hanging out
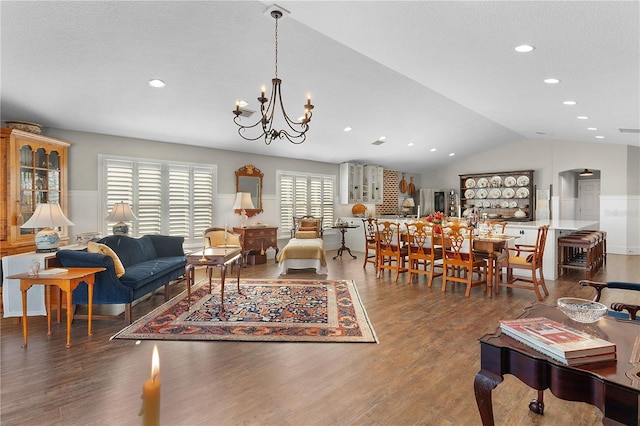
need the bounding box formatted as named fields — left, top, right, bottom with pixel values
left=1, top=128, right=71, bottom=257
left=459, top=170, right=534, bottom=221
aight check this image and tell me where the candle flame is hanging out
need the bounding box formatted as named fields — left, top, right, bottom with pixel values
left=151, top=345, right=159, bottom=379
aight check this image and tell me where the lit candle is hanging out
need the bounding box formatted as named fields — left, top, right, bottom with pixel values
left=235, top=100, right=240, bottom=112
left=261, top=85, right=266, bottom=98
left=307, top=92, right=312, bottom=106
left=457, top=205, right=462, bottom=218
left=141, top=345, right=160, bottom=426
left=417, top=205, right=420, bottom=219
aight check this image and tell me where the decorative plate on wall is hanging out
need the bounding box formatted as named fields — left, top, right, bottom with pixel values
left=476, top=188, right=488, bottom=199
left=465, top=178, right=476, bottom=188
left=516, top=187, right=530, bottom=199
left=517, top=175, right=530, bottom=186
left=504, top=176, right=517, bottom=187
left=502, top=188, right=515, bottom=199
left=352, top=204, right=367, bottom=216
left=464, top=189, right=475, bottom=199
left=477, top=178, right=489, bottom=188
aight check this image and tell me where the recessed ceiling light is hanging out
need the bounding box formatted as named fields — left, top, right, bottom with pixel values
left=544, top=78, right=560, bottom=84
left=563, top=100, right=577, bottom=105
left=536, top=131, right=547, bottom=135
left=515, top=44, right=535, bottom=53
left=430, top=148, right=436, bottom=152
left=237, top=100, right=248, bottom=108
left=595, top=135, right=605, bottom=139
left=343, top=126, right=352, bottom=132
left=449, top=153, right=455, bottom=157
left=577, top=116, right=589, bottom=120
left=379, top=136, right=386, bottom=141
left=587, top=127, right=598, bottom=131
left=407, top=142, right=414, bottom=147
left=148, top=79, right=166, bottom=88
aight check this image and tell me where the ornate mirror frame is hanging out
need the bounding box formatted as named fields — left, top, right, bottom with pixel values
left=235, top=164, right=263, bottom=217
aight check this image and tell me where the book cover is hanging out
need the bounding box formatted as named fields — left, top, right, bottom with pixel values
left=499, top=317, right=616, bottom=359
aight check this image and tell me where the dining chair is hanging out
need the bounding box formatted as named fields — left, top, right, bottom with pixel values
left=489, top=220, right=508, bottom=233
left=406, top=222, right=443, bottom=287
left=475, top=220, right=509, bottom=282
left=440, top=222, right=487, bottom=297
left=376, top=221, right=408, bottom=282
left=362, top=218, right=378, bottom=269
left=502, top=225, right=550, bottom=301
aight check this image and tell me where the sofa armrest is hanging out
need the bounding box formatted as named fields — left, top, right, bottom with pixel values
left=56, top=250, right=134, bottom=304
left=147, top=234, right=185, bottom=257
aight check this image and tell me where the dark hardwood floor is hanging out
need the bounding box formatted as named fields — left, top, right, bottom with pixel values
left=1, top=251, right=638, bottom=425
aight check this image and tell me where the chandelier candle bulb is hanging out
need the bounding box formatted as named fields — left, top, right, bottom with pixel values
left=141, top=345, right=160, bottom=426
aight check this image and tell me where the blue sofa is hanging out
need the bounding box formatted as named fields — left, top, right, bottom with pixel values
left=56, top=234, right=186, bottom=324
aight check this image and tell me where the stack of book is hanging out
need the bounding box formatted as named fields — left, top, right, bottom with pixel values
left=499, top=317, right=616, bottom=365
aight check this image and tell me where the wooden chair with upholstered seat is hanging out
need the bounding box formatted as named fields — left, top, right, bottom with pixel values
left=440, top=222, right=487, bottom=297
left=362, top=217, right=378, bottom=269
left=204, top=227, right=243, bottom=275
left=406, top=222, right=443, bottom=287
left=292, top=215, right=324, bottom=239
left=501, top=225, right=550, bottom=301
left=375, top=221, right=408, bottom=282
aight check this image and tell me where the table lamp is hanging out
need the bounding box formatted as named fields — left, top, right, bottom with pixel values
left=106, top=202, right=137, bottom=235
left=401, top=197, right=415, bottom=216
left=21, top=203, right=75, bottom=252
left=233, top=192, right=255, bottom=228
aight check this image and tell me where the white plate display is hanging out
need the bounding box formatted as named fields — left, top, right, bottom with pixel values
left=464, top=189, right=475, bottom=199
left=490, top=175, right=502, bottom=187
left=465, top=178, right=476, bottom=188
left=482, top=200, right=491, bottom=208
left=517, top=175, right=529, bottom=186
left=504, top=176, right=517, bottom=187
left=516, top=187, right=529, bottom=198
left=488, top=188, right=502, bottom=199
left=509, top=200, right=518, bottom=208
left=500, top=200, right=510, bottom=208
left=477, top=178, right=489, bottom=188
left=476, top=188, right=488, bottom=199
left=502, top=188, right=515, bottom=199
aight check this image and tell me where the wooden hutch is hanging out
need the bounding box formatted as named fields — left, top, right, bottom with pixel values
left=1, top=127, right=71, bottom=258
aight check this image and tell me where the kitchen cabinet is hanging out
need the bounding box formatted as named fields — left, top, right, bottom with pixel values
left=1, top=128, right=70, bottom=257
left=339, top=162, right=363, bottom=204
left=363, top=165, right=383, bottom=203
left=460, top=170, right=534, bottom=222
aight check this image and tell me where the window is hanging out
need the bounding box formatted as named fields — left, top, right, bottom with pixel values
left=99, top=155, right=216, bottom=245
left=277, top=170, right=335, bottom=235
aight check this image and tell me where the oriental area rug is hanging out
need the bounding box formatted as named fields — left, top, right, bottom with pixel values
left=111, top=278, right=378, bottom=343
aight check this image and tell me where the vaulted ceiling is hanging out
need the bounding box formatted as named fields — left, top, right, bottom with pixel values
left=2, top=1, right=638, bottom=173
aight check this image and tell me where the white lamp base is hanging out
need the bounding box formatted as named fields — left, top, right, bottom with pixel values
left=113, top=221, right=129, bottom=235
left=34, top=228, right=61, bottom=252
left=240, top=209, right=249, bottom=228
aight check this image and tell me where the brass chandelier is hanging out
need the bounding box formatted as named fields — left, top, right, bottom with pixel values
left=233, top=7, right=314, bottom=145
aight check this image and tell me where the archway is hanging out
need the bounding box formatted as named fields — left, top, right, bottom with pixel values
left=557, top=169, right=601, bottom=221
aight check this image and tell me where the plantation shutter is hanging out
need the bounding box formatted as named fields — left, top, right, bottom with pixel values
left=101, top=156, right=215, bottom=245
left=137, top=162, right=162, bottom=235
left=277, top=170, right=335, bottom=235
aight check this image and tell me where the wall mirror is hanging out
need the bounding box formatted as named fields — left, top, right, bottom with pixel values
left=235, top=164, right=263, bottom=217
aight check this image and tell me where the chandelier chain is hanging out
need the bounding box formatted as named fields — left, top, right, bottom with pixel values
left=274, top=16, right=278, bottom=78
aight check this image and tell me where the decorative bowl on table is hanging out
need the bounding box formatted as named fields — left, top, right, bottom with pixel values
left=557, top=297, right=608, bottom=323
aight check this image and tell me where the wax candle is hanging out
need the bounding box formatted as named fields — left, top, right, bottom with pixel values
left=416, top=205, right=420, bottom=219
left=141, top=345, right=160, bottom=426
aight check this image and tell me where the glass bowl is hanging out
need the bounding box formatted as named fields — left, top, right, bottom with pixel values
left=557, top=297, right=608, bottom=323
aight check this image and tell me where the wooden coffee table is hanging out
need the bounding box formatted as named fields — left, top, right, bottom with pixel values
left=8, top=267, right=106, bottom=348
left=475, top=303, right=640, bottom=425
left=185, top=247, right=242, bottom=311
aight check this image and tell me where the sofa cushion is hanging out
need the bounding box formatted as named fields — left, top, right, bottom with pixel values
left=88, top=241, right=125, bottom=277
left=119, top=257, right=186, bottom=290
left=100, top=235, right=158, bottom=267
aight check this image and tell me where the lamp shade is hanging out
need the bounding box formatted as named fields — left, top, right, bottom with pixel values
left=106, top=202, right=137, bottom=235
left=232, top=192, right=255, bottom=210
left=402, top=197, right=415, bottom=207
left=21, top=203, right=74, bottom=228
left=21, top=203, right=74, bottom=252
left=105, top=202, right=137, bottom=221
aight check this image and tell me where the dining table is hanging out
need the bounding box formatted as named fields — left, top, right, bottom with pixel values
left=472, top=234, right=514, bottom=297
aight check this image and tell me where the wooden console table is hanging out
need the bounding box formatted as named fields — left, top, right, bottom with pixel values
left=474, top=303, right=640, bottom=425
left=233, top=226, right=279, bottom=264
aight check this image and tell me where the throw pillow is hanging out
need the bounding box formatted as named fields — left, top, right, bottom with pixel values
left=295, top=231, right=318, bottom=239
left=88, top=241, right=125, bottom=277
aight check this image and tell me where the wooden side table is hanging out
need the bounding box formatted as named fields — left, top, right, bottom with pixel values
left=8, top=267, right=105, bottom=348
left=233, top=226, right=279, bottom=264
